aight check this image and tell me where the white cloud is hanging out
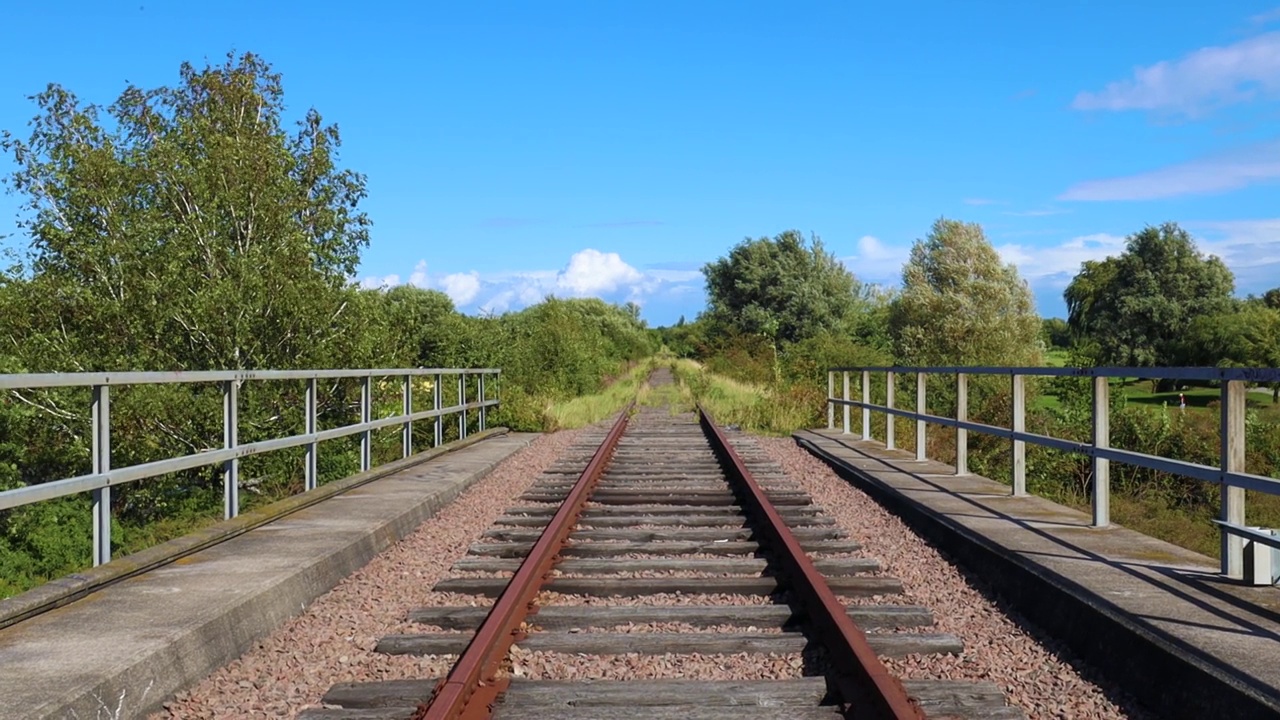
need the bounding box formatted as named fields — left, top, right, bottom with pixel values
left=1252, top=7, right=1280, bottom=26
left=357, top=249, right=698, bottom=316
left=1190, top=218, right=1280, bottom=291
left=478, top=290, right=516, bottom=315
left=517, top=282, right=545, bottom=305
left=440, top=272, right=481, bottom=305
left=1072, top=32, right=1280, bottom=116
left=995, top=233, right=1127, bottom=287
left=839, top=235, right=911, bottom=284
left=408, top=260, right=429, bottom=288
left=1059, top=140, right=1280, bottom=201
left=555, top=249, right=643, bottom=295
left=963, top=198, right=1002, bottom=206
left=359, top=273, right=400, bottom=289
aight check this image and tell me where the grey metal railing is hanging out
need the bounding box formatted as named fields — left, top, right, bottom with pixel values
left=0, top=368, right=500, bottom=567
left=825, top=365, right=1280, bottom=580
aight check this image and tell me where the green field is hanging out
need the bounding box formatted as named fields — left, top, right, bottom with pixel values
left=1043, top=349, right=1070, bottom=367
left=1032, top=363, right=1280, bottom=422
left=1117, top=383, right=1280, bottom=420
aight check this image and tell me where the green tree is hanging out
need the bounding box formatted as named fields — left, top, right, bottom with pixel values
left=889, top=218, right=1042, bottom=366
left=1182, top=305, right=1280, bottom=401
left=1041, top=318, right=1071, bottom=349
left=1263, top=287, right=1280, bottom=310
left=1063, top=258, right=1119, bottom=339
left=658, top=316, right=709, bottom=358
left=1063, top=223, right=1234, bottom=368
left=0, top=53, right=382, bottom=586
left=380, top=285, right=461, bottom=365
left=701, top=230, right=876, bottom=346
left=0, top=52, right=371, bottom=373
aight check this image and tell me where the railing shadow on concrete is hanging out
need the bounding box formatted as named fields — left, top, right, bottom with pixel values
left=0, top=368, right=500, bottom=567
left=805, top=430, right=1280, bottom=651
left=824, top=365, right=1280, bottom=580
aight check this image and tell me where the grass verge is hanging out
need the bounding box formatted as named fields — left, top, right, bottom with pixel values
left=670, top=359, right=818, bottom=435
left=541, top=358, right=658, bottom=431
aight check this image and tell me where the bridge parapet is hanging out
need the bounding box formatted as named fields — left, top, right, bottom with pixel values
left=0, top=367, right=500, bottom=568
left=825, top=365, right=1280, bottom=581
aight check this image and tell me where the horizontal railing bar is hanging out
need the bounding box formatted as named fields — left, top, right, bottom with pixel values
left=830, top=397, right=1280, bottom=493
left=0, top=368, right=500, bottom=390
left=831, top=366, right=1280, bottom=581
left=830, top=398, right=1012, bottom=438
left=0, top=473, right=109, bottom=510
left=826, top=365, right=1280, bottom=382
left=0, top=400, right=498, bottom=511
left=1212, top=521, right=1280, bottom=552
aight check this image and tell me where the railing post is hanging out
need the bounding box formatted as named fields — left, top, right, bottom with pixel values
left=827, top=371, right=835, bottom=430
left=955, top=373, right=968, bottom=475
left=861, top=370, right=871, bottom=441
left=479, top=373, right=487, bottom=431
left=434, top=373, right=443, bottom=447
left=1221, top=379, right=1247, bottom=579
left=1012, top=373, right=1026, bottom=497
left=916, top=372, right=927, bottom=461
left=223, top=379, right=239, bottom=519
left=885, top=371, right=896, bottom=450
left=841, top=371, right=850, bottom=434
left=304, top=378, right=318, bottom=490
left=1092, top=375, right=1110, bottom=527
left=360, top=376, right=373, bottom=472
left=91, top=385, right=111, bottom=567
left=458, top=373, right=467, bottom=439
left=402, top=375, right=413, bottom=459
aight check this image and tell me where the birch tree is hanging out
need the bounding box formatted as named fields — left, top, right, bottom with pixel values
left=1, top=52, right=371, bottom=372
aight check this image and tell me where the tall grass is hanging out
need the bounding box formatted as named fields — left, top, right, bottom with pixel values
left=541, top=358, right=657, bottom=430
left=637, top=368, right=696, bottom=413
left=670, top=359, right=818, bottom=434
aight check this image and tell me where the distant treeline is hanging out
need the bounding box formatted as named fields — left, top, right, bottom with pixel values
left=657, top=222, right=1280, bottom=558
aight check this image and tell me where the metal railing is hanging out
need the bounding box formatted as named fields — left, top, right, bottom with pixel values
left=825, top=365, right=1280, bottom=580
left=0, top=368, right=501, bottom=567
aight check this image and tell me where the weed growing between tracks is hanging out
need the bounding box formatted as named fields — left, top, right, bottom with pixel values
left=670, top=359, right=816, bottom=435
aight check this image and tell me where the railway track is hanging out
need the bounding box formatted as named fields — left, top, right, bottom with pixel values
left=304, top=369, right=1024, bottom=719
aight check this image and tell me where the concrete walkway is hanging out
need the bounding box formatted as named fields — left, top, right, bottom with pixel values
left=796, top=429, right=1280, bottom=720
left=0, top=432, right=536, bottom=720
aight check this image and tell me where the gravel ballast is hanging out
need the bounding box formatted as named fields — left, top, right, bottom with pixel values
left=153, top=421, right=1150, bottom=720
left=153, top=429, right=581, bottom=720
left=755, top=436, right=1152, bottom=719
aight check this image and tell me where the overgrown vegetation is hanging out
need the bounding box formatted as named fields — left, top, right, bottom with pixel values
left=0, top=55, right=656, bottom=597
left=542, top=359, right=657, bottom=430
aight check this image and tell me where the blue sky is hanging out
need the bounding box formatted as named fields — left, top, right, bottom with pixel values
left=2, top=2, right=1280, bottom=326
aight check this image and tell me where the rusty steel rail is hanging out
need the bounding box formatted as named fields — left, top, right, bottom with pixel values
left=697, top=406, right=926, bottom=720
left=413, top=404, right=634, bottom=720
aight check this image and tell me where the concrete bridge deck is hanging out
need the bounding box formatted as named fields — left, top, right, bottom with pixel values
left=796, top=428, right=1280, bottom=720
left=0, top=431, right=536, bottom=720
